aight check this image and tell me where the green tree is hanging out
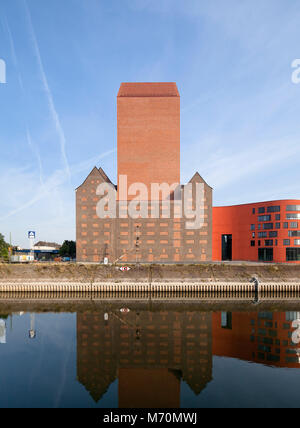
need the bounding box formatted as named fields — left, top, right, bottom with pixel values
left=59, top=240, right=76, bottom=259
left=0, top=234, right=9, bottom=262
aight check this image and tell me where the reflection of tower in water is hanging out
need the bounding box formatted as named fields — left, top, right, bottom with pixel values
left=76, top=309, right=212, bottom=407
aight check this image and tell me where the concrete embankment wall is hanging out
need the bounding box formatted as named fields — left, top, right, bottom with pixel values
left=0, top=262, right=300, bottom=294
left=1, top=281, right=300, bottom=293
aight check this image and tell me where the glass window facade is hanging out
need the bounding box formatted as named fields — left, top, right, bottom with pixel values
left=283, top=239, right=290, bottom=246
left=259, top=248, right=273, bottom=261
left=265, top=240, right=273, bottom=246
left=258, top=207, right=265, bottom=214
left=288, top=231, right=300, bottom=237
left=286, top=248, right=300, bottom=261
left=269, top=231, right=278, bottom=238
left=258, top=232, right=267, bottom=238
left=287, top=213, right=300, bottom=220
left=263, top=223, right=273, bottom=230
left=258, top=215, right=271, bottom=222
left=286, top=205, right=300, bottom=211
left=267, top=206, right=280, bottom=213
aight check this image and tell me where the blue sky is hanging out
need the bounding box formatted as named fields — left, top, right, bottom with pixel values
left=0, top=0, right=300, bottom=247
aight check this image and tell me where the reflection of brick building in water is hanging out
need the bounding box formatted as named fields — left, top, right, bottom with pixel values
left=76, top=310, right=212, bottom=407
left=213, top=311, right=300, bottom=368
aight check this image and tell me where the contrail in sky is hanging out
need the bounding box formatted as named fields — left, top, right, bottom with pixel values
left=23, top=0, right=71, bottom=179
left=1, top=13, right=24, bottom=92
left=0, top=149, right=116, bottom=221
left=2, top=11, right=45, bottom=184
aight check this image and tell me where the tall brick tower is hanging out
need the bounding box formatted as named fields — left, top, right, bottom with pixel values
left=117, top=82, right=180, bottom=200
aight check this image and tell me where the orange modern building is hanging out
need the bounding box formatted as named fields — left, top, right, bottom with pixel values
left=213, top=200, right=300, bottom=264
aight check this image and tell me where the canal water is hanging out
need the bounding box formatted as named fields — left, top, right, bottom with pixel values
left=1, top=301, right=300, bottom=408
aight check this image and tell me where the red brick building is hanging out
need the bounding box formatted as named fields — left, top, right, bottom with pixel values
left=76, top=83, right=212, bottom=263
left=213, top=200, right=300, bottom=263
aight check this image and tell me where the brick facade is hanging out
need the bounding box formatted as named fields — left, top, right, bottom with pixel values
left=117, top=82, right=180, bottom=199
left=76, top=83, right=213, bottom=263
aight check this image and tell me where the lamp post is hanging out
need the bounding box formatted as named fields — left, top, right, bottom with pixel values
left=28, top=313, right=36, bottom=339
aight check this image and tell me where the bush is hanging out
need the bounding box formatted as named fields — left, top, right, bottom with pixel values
left=0, top=233, right=9, bottom=262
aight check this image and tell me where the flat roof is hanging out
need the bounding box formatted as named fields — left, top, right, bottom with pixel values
left=213, top=199, right=300, bottom=209
left=117, top=82, right=180, bottom=97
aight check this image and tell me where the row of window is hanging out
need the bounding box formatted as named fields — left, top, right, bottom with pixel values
left=286, top=205, right=300, bottom=211
left=251, top=240, right=300, bottom=247
left=257, top=214, right=300, bottom=222
left=254, top=206, right=281, bottom=214
left=284, top=239, right=300, bottom=246
left=288, top=231, right=300, bottom=237
left=257, top=231, right=278, bottom=238
left=253, top=205, right=300, bottom=215
left=251, top=222, right=299, bottom=231
left=254, top=230, right=300, bottom=239
left=257, top=247, right=300, bottom=261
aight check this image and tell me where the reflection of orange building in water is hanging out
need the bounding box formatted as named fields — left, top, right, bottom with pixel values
left=76, top=310, right=212, bottom=408
left=213, top=311, right=300, bottom=368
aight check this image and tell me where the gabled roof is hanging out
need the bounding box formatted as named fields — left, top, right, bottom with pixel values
left=117, top=82, right=180, bottom=97
left=188, top=172, right=213, bottom=189
left=76, top=167, right=114, bottom=190
left=98, top=167, right=112, bottom=184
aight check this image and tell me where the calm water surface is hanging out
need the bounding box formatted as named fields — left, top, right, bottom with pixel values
left=1, top=301, right=300, bottom=408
